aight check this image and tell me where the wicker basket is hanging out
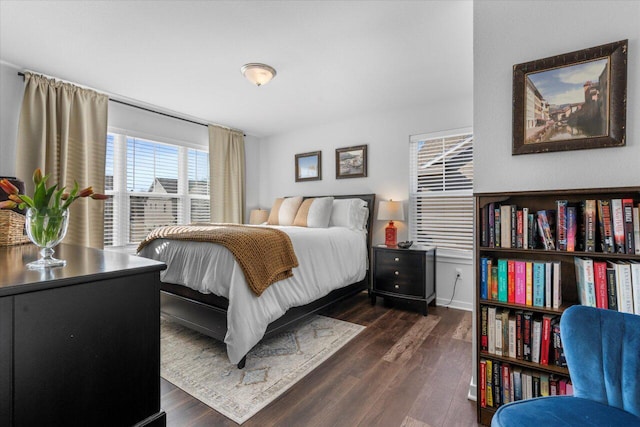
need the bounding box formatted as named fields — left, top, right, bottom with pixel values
left=0, top=210, right=31, bottom=246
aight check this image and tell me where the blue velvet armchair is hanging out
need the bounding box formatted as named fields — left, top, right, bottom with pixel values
left=491, top=305, right=640, bottom=427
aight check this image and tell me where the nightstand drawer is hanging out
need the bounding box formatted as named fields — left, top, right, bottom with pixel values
left=375, top=276, right=424, bottom=297
left=375, top=250, right=422, bottom=271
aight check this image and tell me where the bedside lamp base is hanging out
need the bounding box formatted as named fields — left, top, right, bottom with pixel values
left=385, top=220, right=397, bottom=247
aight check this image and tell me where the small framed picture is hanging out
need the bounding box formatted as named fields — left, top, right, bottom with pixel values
left=295, top=151, right=322, bottom=182
left=335, top=145, right=367, bottom=179
left=512, top=39, right=627, bottom=155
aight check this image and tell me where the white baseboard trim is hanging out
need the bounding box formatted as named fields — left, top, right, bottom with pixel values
left=468, top=375, right=477, bottom=401
left=435, top=297, right=473, bottom=312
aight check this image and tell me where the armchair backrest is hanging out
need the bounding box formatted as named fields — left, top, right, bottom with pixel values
left=561, top=305, right=640, bottom=417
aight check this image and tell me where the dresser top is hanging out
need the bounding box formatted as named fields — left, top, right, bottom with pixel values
left=0, top=244, right=166, bottom=296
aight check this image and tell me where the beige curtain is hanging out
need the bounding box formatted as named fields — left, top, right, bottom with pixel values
left=16, top=73, right=108, bottom=249
left=209, top=125, right=245, bottom=223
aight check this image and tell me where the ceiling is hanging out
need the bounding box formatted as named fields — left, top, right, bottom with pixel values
left=0, top=1, right=473, bottom=137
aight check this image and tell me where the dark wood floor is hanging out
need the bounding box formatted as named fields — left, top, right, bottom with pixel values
left=161, top=292, right=479, bottom=426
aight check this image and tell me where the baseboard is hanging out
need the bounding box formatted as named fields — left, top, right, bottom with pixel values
left=435, top=297, right=473, bottom=311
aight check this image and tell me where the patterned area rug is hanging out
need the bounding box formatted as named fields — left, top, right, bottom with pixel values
left=161, top=315, right=365, bottom=424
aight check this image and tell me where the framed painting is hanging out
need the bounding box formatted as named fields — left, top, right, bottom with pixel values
left=512, top=39, right=627, bottom=155
left=295, top=151, right=322, bottom=182
left=336, top=145, right=367, bottom=179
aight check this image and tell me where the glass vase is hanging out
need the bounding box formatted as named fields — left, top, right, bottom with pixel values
left=25, top=207, right=69, bottom=269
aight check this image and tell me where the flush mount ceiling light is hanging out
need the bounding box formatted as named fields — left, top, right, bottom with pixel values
left=241, top=63, right=277, bottom=86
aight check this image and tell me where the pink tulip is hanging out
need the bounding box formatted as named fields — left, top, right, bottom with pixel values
left=90, top=193, right=110, bottom=200
left=0, top=179, right=19, bottom=195
left=0, top=200, right=17, bottom=209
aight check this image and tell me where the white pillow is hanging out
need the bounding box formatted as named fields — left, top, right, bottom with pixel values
left=293, top=197, right=334, bottom=228
left=329, top=198, right=368, bottom=229
left=267, top=196, right=303, bottom=226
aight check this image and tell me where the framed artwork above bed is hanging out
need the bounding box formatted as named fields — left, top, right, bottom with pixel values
left=295, top=151, right=322, bottom=182
left=336, top=145, right=367, bottom=179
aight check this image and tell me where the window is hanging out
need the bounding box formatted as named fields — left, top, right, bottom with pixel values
left=104, top=133, right=209, bottom=251
left=409, top=128, right=473, bottom=252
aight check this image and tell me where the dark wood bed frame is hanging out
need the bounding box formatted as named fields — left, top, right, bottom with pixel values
left=159, top=193, right=376, bottom=368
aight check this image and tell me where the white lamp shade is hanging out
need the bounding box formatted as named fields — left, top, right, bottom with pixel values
left=241, top=63, right=277, bottom=86
left=377, top=200, right=404, bottom=221
left=249, top=209, right=269, bottom=224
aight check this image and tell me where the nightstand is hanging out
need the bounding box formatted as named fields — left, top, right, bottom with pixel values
left=371, top=245, right=436, bottom=315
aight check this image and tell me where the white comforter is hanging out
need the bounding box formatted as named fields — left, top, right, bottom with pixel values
left=138, top=225, right=367, bottom=364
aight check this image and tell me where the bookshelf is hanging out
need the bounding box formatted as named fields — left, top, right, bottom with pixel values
left=475, top=186, right=640, bottom=426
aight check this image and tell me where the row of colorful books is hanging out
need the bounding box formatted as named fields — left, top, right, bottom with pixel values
left=479, top=359, right=572, bottom=409
left=479, top=257, right=562, bottom=309
left=480, top=306, right=566, bottom=367
left=574, top=257, right=640, bottom=314
left=480, top=199, right=640, bottom=254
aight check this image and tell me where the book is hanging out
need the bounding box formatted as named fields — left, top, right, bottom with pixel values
left=501, top=309, right=510, bottom=357
left=549, top=375, right=559, bottom=395
left=540, top=373, right=550, bottom=397
left=480, top=257, right=489, bottom=300
left=532, top=262, right=545, bottom=307
left=514, top=260, right=526, bottom=305
left=493, top=361, right=502, bottom=407
left=611, top=261, right=634, bottom=314
left=486, top=259, right=493, bottom=300
left=511, top=205, right=517, bottom=249
left=516, top=209, right=523, bottom=248
left=631, top=261, right=640, bottom=316
left=488, top=306, right=496, bottom=354
left=556, top=200, right=568, bottom=251
left=486, top=359, right=494, bottom=407
left=540, top=315, right=553, bottom=365
left=508, top=313, right=516, bottom=359
left=544, top=261, right=552, bottom=309
left=512, top=367, right=522, bottom=401
left=497, top=259, right=508, bottom=302
left=574, top=257, right=596, bottom=307
left=500, top=205, right=511, bottom=249
left=495, top=207, right=501, bottom=248
left=634, top=206, right=640, bottom=255
left=567, top=206, right=577, bottom=252
left=584, top=199, right=596, bottom=252
left=522, top=372, right=532, bottom=400
left=481, top=204, right=489, bottom=247
left=552, top=261, right=562, bottom=309
left=507, top=259, right=516, bottom=303
left=537, top=210, right=555, bottom=250
left=606, top=266, right=619, bottom=311
left=480, top=305, right=488, bottom=351
left=532, top=375, right=541, bottom=398
left=526, top=261, right=534, bottom=306
left=611, top=199, right=626, bottom=253
left=515, top=310, right=523, bottom=360
left=496, top=310, right=503, bottom=356
left=552, top=317, right=566, bottom=368
left=522, top=311, right=532, bottom=362
left=593, top=261, right=609, bottom=309
left=480, top=359, right=487, bottom=407
left=531, top=317, right=542, bottom=364
left=491, top=266, right=499, bottom=300
left=622, top=198, right=635, bottom=254
left=597, top=200, right=615, bottom=253
left=527, top=213, right=536, bottom=249
left=488, top=202, right=496, bottom=247
left=501, top=364, right=511, bottom=404
left=522, top=207, right=529, bottom=249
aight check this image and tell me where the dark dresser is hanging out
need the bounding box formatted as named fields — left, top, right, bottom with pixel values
left=0, top=244, right=166, bottom=427
left=371, top=245, right=436, bottom=315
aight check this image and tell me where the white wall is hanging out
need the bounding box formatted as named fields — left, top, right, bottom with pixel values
left=259, top=99, right=474, bottom=310
left=0, top=61, right=24, bottom=177
left=474, top=1, right=639, bottom=193
left=471, top=0, right=640, bottom=401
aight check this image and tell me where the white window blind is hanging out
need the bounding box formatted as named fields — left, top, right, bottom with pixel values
left=104, top=133, right=210, bottom=250
left=409, top=128, right=474, bottom=251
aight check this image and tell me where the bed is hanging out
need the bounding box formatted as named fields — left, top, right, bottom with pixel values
left=138, top=194, right=375, bottom=368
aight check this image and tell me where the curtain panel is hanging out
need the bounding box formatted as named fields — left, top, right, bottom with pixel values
left=16, top=72, right=108, bottom=249
left=209, top=125, right=245, bottom=223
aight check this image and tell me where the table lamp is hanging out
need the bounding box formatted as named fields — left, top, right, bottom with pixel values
left=377, top=200, right=404, bottom=247
left=249, top=208, right=269, bottom=225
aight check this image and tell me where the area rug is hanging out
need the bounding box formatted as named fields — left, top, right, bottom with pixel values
left=160, top=315, right=365, bottom=424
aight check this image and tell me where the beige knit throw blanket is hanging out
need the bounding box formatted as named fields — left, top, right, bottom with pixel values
left=137, top=224, right=299, bottom=296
